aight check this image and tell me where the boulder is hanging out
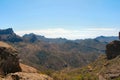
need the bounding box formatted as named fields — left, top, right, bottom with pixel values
left=0, top=41, right=21, bottom=75
left=106, top=40, right=120, bottom=59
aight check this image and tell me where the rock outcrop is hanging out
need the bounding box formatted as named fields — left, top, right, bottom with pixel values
left=106, top=40, right=120, bottom=59
left=0, top=41, right=21, bottom=75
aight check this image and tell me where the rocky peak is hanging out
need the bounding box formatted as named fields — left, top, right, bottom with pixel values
left=24, top=33, right=38, bottom=42
left=106, top=40, right=120, bottom=59
left=0, top=28, right=14, bottom=35
left=0, top=28, right=23, bottom=42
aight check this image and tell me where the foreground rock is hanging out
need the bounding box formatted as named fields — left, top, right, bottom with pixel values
left=0, top=41, right=53, bottom=80
left=106, top=40, right=120, bottom=59
left=2, top=63, right=53, bottom=80
left=0, top=41, right=21, bottom=75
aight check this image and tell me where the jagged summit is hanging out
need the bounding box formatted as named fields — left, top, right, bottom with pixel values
left=0, top=28, right=14, bottom=35
left=0, top=28, right=23, bottom=42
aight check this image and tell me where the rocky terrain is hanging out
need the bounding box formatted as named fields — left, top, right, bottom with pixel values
left=0, top=41, right=53, bottom=80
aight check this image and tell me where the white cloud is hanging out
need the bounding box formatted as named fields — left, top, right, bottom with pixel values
left=16, top=28, right=119, bottom=40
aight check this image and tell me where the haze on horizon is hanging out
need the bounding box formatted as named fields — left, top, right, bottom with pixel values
left=0, top=0, right=120, bottom=39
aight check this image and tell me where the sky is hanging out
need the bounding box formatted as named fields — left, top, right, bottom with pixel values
left=0, top=0, right=120, bottom=39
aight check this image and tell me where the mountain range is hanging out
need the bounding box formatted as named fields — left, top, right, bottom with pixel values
left=0, top=28, right=108, bottom=70
left=0, top=28, right=119, bottom=80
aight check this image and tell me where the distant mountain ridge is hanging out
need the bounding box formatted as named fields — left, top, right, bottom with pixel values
left=0, top=28, right=118, bottom=43
left=23, top=33, right=68, bottom=43
left=95, top=36, right=118, bottom=43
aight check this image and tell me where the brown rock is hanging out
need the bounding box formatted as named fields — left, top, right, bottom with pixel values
left=4, top=72, right=53, bottom=80
left=20, top=63, right=38, bottom=73
left=0, top=41, right=21, bottom=75
left=106, top=40, right=120, bottom=59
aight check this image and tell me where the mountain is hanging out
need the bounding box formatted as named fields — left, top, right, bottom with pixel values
left=0, top=28, right=23, bottom=42
left=23, top=33, right=68, bottom=43
left=13, top=39, right=106, bottom=71
left=0, top=28, right=107, bottom=71
left=0, top=41, right=53, bottom=80
left=95, top=36, right=118, bottom=43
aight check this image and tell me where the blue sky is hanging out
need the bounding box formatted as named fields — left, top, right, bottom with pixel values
left=0, top=0, right=120, bottom=39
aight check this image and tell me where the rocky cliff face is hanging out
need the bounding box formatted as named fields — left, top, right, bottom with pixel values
left=106, top=40, right=120, bottom=59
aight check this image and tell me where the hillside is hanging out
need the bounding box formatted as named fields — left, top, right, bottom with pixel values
left=13, top=38, right=106, bottom=71
left=51, top=40, right=120, bottom=80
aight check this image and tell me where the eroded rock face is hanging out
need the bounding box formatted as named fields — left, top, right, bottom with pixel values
left=0, top=41, right=21, bottom=75
left=106, top=40, right=120, bottom=59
